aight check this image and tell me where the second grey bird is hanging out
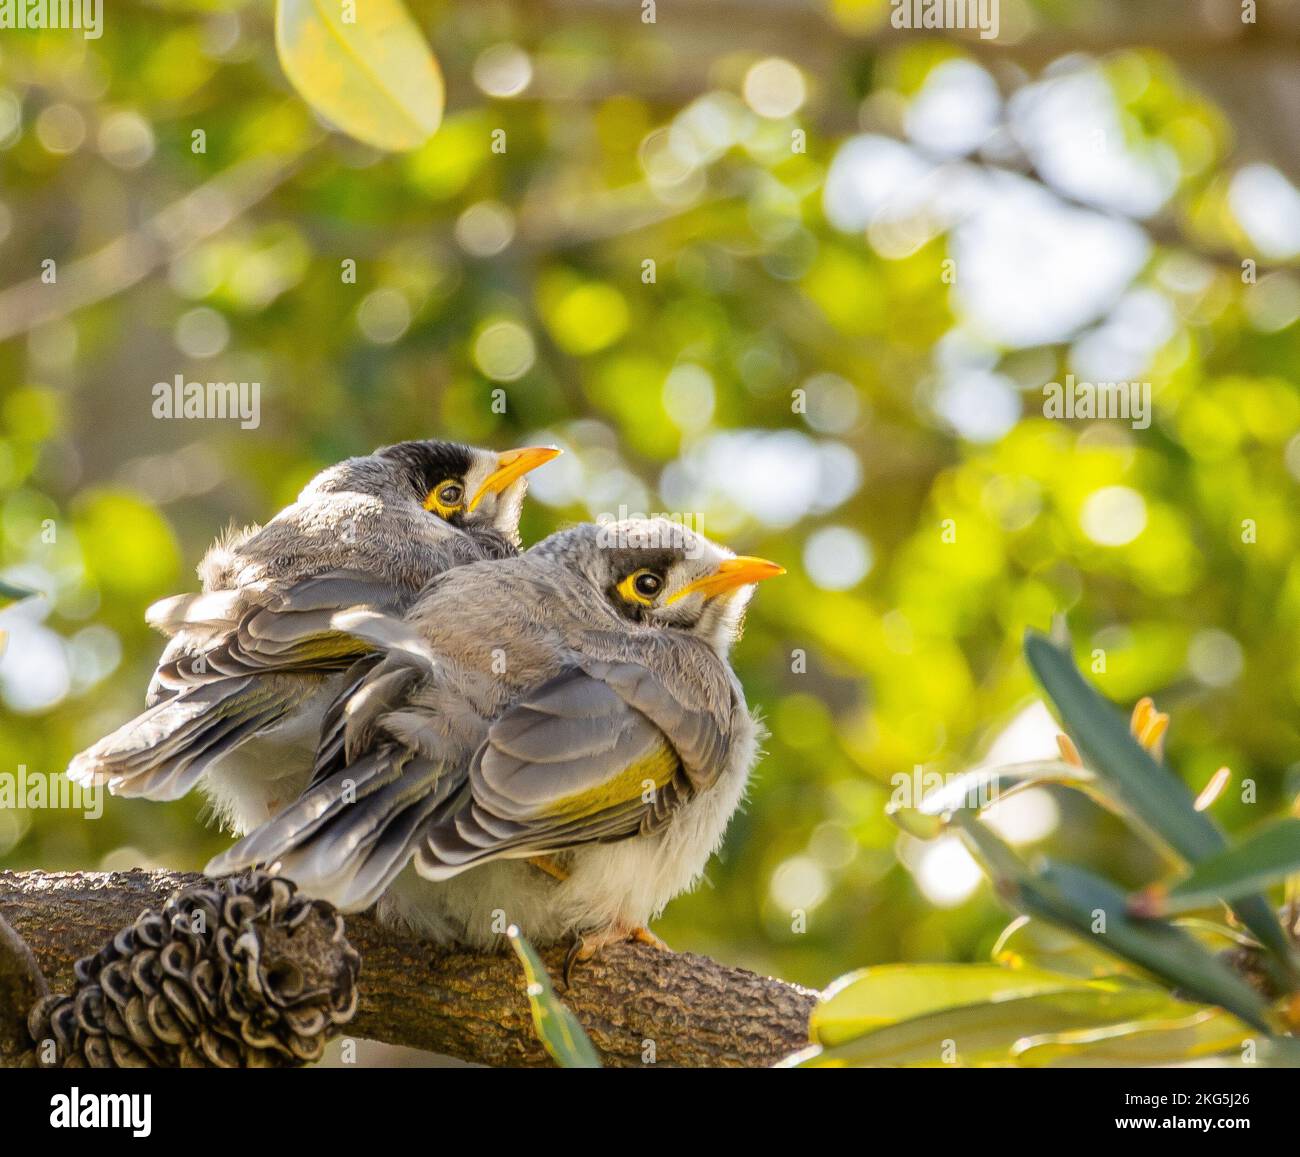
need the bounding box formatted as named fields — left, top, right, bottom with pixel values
left=207, top=518, right=783, bottom=953
left=68, top=440, right=559, bottom=835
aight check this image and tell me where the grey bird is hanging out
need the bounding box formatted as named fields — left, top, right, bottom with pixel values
left=206, top=517, right=783, bottom=956
left=67, top=440, right=560, bottom=836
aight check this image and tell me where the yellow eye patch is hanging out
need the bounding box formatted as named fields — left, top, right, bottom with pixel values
left=424, top=478, right=466, bottom=517
left=616, top=568, right=664, bottom=606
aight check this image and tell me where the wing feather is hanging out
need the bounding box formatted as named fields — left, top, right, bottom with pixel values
left=418, top=662, right=731, bottom=875
left=209, top=657, right=734, bottom=906
left=77, top=568, right=411, bottom=800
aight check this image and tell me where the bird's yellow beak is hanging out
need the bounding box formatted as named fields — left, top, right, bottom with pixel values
left=467, top=446, right=562, bottom=512
left=667, top=556, right=786, bottom=604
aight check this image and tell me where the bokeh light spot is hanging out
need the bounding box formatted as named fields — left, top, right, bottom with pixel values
left=357, top=288, right=412, bottom=345
left=473, top=320, right=536, bottom=381
left=804, top=526, right=873, bottom=589
left=174, top=307, right=230, bottom=359
left=1080, top=485, right=1147, bottom=546
left=473, top=43, right=533, bottom=98
left=743, top=58, right=806, bottom=119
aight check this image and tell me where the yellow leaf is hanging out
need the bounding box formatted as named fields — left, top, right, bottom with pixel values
left=276, top=0, right=444, bottom=152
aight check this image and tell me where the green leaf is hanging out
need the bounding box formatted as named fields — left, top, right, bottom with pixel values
left=915, top=759, right=1101, bottom=817
left=893, top=760, right=1099, bottom=839
left=995, top=915, right=1255, bottom=977
left=1012, top=1006, right=1254, bottom=1067
left=799, top=986, right=1187, bottom=1067
left=811, top=963, right=1093, bottom=1047
left=507, top=927, right=601, bottom=1069
left=1139, top=818, right=1300, bottom=916
left=1023, top=631, right=1222, bottom=860
left=1023, top=629, right=1294, bottom=976
left=276, top=0, right=444, bottom=152
left=955, top=813, right=1275, bottom=1031
left=0, top=579, right=38, bottom=607
left=885, top=804, right=944, bottom=840
left=992, top=916, right=1139, bottom=980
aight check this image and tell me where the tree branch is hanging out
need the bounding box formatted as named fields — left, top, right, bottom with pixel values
left=0, top=869, right=815, bottom=1068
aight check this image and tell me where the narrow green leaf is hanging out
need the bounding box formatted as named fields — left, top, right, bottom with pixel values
left=955, top=814, right=1274, bottom=1031
left=1141, top=818, right=1300, bottom=916
left=800, top=986, right=1182, bottom=1067
left=276, top=0, right=444, bottom=152
left=1012, top=1006, right=1253, bottom=1067
left=1023, top=630, right=1294, bottom=975
left=0, top=579, right=37, bottom=607
left=1023, top=631, right=1222, bottom=861
left=885, top=804, right=944, bottom=840
left=995, top=914, right=1255, bottom=977
left=992, top=915, right=1138, bottom=980
left=507, top=927, right=601, bottom=1069
left=916, top=759, right=1096, bottom=817
left=811, top=963, right=1094, bottom=1047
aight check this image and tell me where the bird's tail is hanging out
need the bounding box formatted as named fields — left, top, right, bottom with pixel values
left=205, top=745, right=461, bottom=912
left=67, top=676, right=303, bottom=801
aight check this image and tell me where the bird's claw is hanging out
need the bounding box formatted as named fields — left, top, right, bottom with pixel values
left=561, top=925, right=670, bottom=990
left=563, top=932, right=585, bottom=991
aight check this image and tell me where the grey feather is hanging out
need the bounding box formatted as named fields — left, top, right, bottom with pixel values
left=209, top=519, right=763, bottom=953
left=66, top=440, right=535, bottom=829
left=329, top=609, right=439, bottom=673
left=68, top=677, right=304, bottom=800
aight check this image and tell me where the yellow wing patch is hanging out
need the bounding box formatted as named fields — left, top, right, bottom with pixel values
left=306, top=632, right=371, bottom=660
left=541, top=742, right=679, bottom=821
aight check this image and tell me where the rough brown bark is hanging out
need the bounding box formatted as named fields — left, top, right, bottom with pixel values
left=0, top=869, right=816, bottom=1068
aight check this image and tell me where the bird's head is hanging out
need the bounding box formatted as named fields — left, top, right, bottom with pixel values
left=358, top=440, right=560, bottom=546
left=551, top=517, right=784, bottom=656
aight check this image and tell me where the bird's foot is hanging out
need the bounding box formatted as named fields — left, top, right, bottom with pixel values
left=628, top=925, right=671, bottom=951
left=562, top=923, right=671, bottom=989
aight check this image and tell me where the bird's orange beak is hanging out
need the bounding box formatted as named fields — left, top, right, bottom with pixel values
left=666, top=556, right=785, bottom=604
left=467, top=446, right=562, bottom=511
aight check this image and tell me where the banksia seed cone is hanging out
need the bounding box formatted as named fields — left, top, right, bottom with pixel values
left=28, top=872, right=359, bottom=1068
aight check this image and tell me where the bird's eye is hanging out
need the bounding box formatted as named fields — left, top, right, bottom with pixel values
left=424, top=479, right=465, bottom=516
left=617, top=568, right=664, bottom=606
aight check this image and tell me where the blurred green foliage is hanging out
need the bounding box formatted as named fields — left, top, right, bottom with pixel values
left=1, top=0, right=1298, bottom=1003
